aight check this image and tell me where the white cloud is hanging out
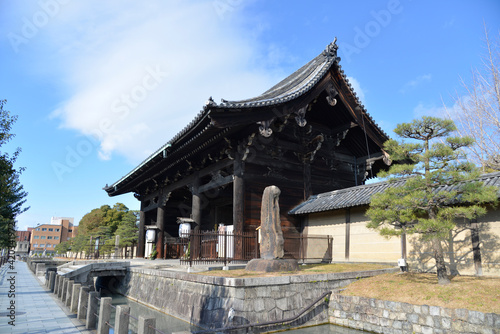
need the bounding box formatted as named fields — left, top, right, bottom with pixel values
left=412, top=102, right=447, bottom=118
left=400, top=74, right=432, bottom=93
left=38, top=1, right=280, bottom=164
left=346, top=76, right=366, bottom=102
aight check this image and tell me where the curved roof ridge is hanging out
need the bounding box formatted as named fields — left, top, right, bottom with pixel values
left=216, top=39, right=340, bottom=108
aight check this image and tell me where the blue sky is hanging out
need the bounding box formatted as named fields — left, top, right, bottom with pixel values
left=1, top=0, right=499, bottom=230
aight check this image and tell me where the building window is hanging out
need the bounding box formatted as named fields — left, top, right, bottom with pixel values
left=41, top=236, right=46, bottom=239
left=35, top=228, right=40, bottom=231
left=46, top=244, right=52, bottom=248
left=42, top=228, right=47, bottom=231
left=47, top=236, right=53, bottom=239
left=33, top=244, right=38, bottom=247
left=48, top=228, right=53, bottom=231
left=54, top=236, right=59, bottom=240
left=34, top=236, right=39, bottom=239
left=68, top=229, right=73, bottom=232
left=40, top=244, right=45, bottom=248
left=55, top=228, right=60, bottom=232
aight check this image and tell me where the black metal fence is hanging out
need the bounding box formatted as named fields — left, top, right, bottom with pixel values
left=58, top=240, right=137, bottom=260
left=166, top=231, right=333, bottom=266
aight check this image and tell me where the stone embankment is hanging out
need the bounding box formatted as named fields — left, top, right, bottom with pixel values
left=116, top=267, right=398, bottom=330
left=329, top=294, right=500, bottom=334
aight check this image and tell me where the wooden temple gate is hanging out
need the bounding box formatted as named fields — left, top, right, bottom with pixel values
left=105, top=39, right=390, bottom=260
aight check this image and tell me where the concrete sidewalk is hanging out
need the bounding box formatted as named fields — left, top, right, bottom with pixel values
left=0, top=260, right=93, bottom=333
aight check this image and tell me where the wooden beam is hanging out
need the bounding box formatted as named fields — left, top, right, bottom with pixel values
left=198, top=175, right=233, bottom=194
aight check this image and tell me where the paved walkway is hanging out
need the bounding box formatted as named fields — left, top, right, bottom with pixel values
left=0, top=260, right=93, bottom=334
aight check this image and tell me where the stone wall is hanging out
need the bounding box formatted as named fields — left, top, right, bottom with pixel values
left=329, top=293, right=500, bottom=333
left=115, top=267, right=397, bottom=330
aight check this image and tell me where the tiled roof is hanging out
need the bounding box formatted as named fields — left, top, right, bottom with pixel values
left=213, top=43, right=338, bottom=109
left=105, top=38, right=384, bottom=194
left=289, top=172, right=500, bottom=215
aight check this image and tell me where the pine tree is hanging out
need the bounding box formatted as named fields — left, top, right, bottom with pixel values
left=0, top=100, right=28, bottom=249
left=366, top=116, right=497, bottom=284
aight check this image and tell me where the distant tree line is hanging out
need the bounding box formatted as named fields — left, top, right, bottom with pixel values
left=55, top=203, right=138, bottom=257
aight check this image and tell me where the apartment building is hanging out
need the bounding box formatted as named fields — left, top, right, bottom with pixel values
left=30, top=217, right=78, bottom=255
left=14, top=230, right=31, bottom=258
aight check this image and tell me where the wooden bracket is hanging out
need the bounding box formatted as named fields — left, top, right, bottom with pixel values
left=258, top=119, right=274, bottom=137
left=294, top=106, right=307, bottom=127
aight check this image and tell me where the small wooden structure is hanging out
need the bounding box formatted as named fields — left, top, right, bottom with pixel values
left=104, top=39, right=391, bottom=258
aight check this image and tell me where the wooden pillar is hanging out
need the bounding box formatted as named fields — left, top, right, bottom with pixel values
left=192, top=176, right=201, bottom=231
left=401, top=231, right=407, bottom=260
left=233, top=157, right=244, bottom=234
left=191, top=176, right=202, bottom=260
left=138, top=210, right=146, bottom=258
left=470, top=219, right=483, bottom=276
left=157, top=206, right=165, bottom=259
left=303, top=162, right=312, bottom=200
left=345, top=209, right=350, bottom=261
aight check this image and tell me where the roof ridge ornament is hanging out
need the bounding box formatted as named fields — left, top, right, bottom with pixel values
left=204, top=96, right=217, bottom=110
left=322, top=37, right=338, bottom=59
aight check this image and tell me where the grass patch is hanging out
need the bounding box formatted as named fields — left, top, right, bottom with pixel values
left=340, top=272, right=500, bottom=314
left=195, top=262, right=392, bottom=278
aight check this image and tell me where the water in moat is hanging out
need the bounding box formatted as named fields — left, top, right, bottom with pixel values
left=282, top=324, right=368, bottom=333
left=104, top=293, right=201, bottom=334
left=104, top=293, right=368, bottom=334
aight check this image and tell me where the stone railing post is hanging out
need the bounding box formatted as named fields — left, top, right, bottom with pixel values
left=66, top=280, right=74, bottom=307
left=53, top=274, right=59, bottom=294
left=58, top=276, right=65, bottom=298
left=61, top=278, right=68, bottom=301
left=71, top=283, right=81, bottom=313
left=77, top=286, right=90, bottom=320
left=97, top=296, right=112, bottom=334
left=138, top=316, right=156, bottom=334
left=49, top=271, right=56, bottom=292
left=86, top=291, right=98, bottom=330
left=114, top=305, right=130, bottom=334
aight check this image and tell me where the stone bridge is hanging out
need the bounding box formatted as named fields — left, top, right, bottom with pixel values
left=57, top=260, right=129, bottom=286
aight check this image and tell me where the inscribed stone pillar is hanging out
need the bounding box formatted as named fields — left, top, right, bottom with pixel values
left=246, top=185, right=298, bottom=272
left=138, top=210, right=146, bottom=258
left=260, top=185, right=284, bottom=259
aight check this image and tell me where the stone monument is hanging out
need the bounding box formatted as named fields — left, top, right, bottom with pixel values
left=246, top=185, right=299, bottom=272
